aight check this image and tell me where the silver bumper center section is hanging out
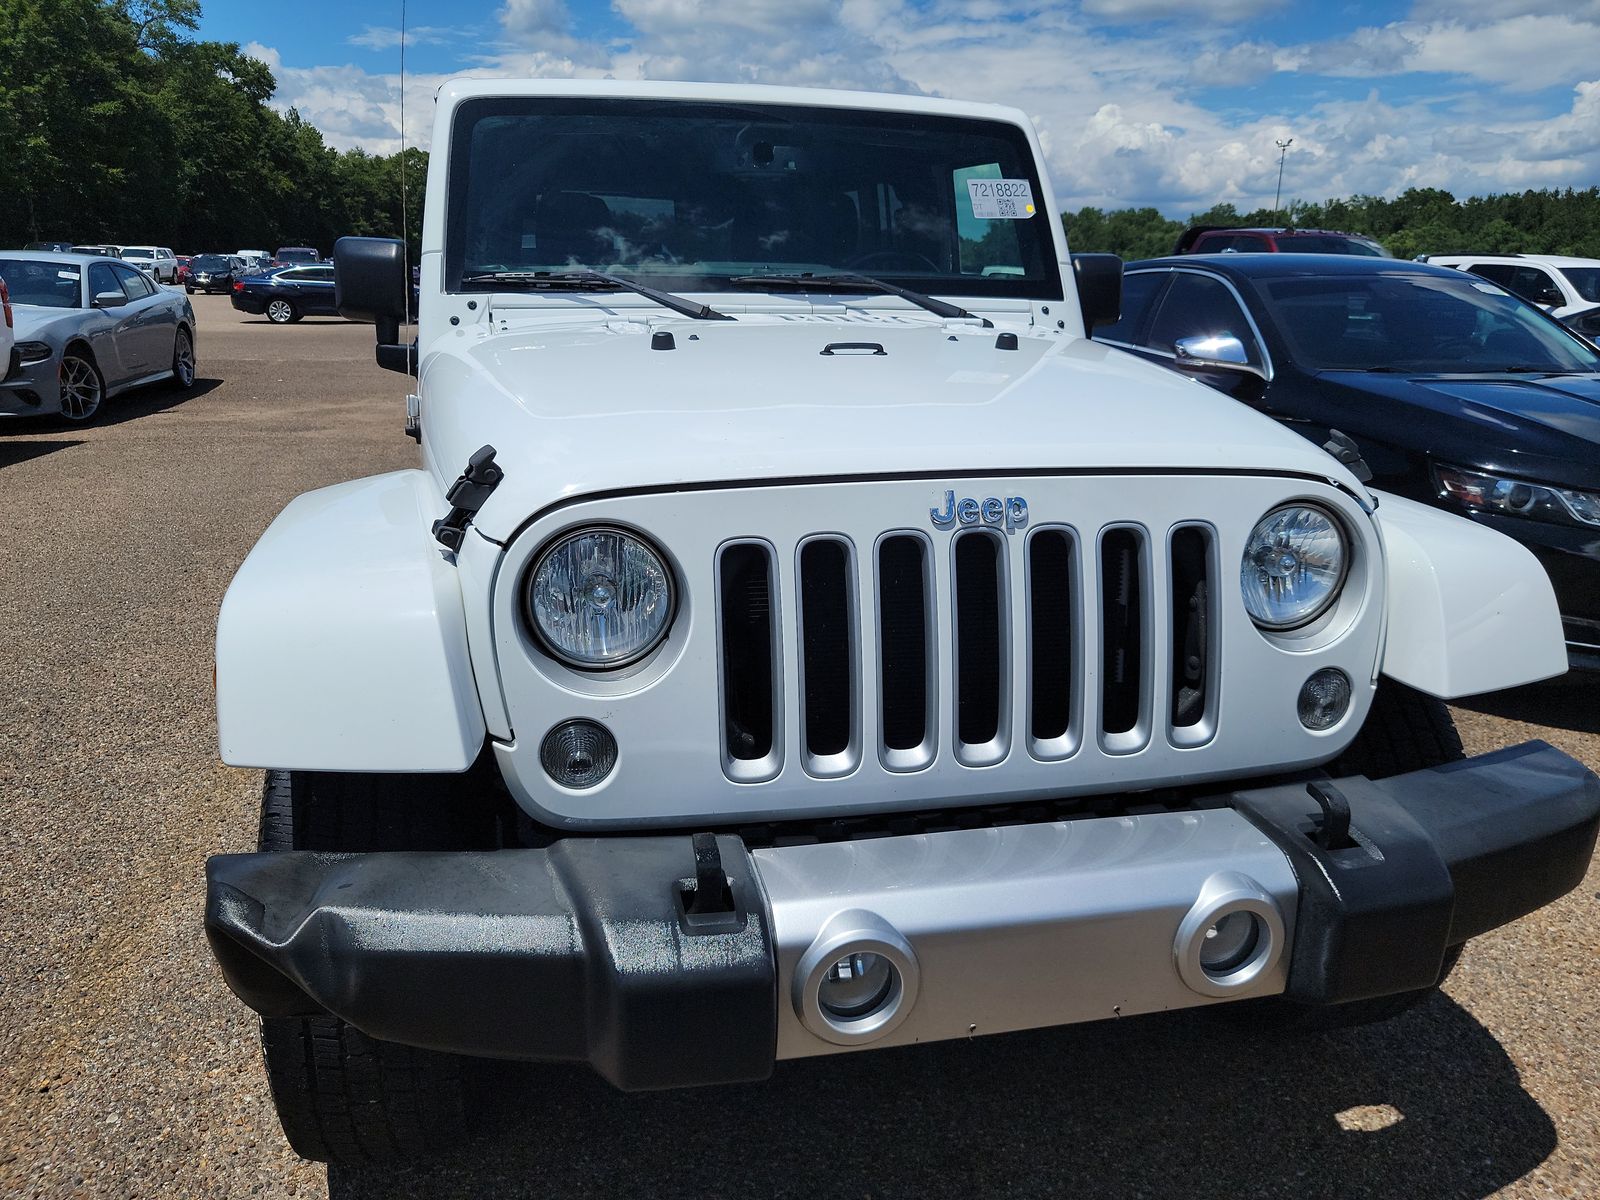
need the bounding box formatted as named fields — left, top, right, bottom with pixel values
left=757, top=809, right=1298, bottom=1058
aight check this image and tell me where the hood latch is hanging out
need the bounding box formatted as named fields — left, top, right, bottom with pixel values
left=432, top=444, right=503, bottom=552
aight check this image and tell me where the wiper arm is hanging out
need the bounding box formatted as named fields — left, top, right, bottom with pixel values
left=731, top=273, right=992, bottom=327
left=460, top=270, right=733, bottom=321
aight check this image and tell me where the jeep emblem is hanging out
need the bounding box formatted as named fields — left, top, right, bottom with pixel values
left=930, top=490, right=1029, bottom=532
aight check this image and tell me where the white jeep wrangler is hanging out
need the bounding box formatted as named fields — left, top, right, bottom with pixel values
left=204, top=80, right=1600, bottom=1164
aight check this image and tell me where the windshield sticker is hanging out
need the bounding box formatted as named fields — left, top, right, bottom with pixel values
left=58, top=270, right=79, bottom=280
left=967, top=178, right=1036, bottom=219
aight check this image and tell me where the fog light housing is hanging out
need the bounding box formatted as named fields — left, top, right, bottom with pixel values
left=794, top=910, right=920, bottom=1045
left=1298, top=668, right=1352, bottom=731
left=540, top=719, right=617, bottom=789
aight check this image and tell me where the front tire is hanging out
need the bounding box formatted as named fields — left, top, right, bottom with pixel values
left=57, top=350, right=106, bottom=423
left=256, top=767, right=500, bottom=1164
left=266, top=298, right=296, bottom=324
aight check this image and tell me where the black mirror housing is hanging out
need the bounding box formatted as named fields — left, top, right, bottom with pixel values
left=1071, top=253, right=1122, bottom=335
left=334, top=236, right=408, bottom=324
left=335, top=236, right=416, bottom=375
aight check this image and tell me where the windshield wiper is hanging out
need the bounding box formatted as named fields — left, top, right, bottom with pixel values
left=730, top=272, right=992, bottom=327
left=460, top=269, right=732, bottom=321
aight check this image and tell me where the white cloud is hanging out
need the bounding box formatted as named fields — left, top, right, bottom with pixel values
left=243, top=0, right=1600, bottom=215
left=1080, top=0, right=1285, bottom=23
left=347, top=25, right=464, bottom=51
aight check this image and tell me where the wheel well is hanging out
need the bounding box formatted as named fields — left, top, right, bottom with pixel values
left=62, top=338, right=97, bottom=367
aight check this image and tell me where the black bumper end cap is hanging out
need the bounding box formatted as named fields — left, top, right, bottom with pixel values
left=1233, top=740, right=1599, bottom=1006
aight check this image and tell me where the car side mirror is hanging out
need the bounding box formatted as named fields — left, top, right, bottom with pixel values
left=1071, top=253, right=1122, bottom=335
left=1174, top=334, right=1261, bottom=374
left=93, top=291, right=126, bottom=309
left=1536, top=287, right=1563, bottom=308
left=334, top=236, right=414, bottom=375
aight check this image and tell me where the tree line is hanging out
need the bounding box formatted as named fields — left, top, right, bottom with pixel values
left=0, top=0, right=424, bottom=255
left=3, top=1, right=1595, bottom=267
left=1062, top=187, right=1600, bottom=263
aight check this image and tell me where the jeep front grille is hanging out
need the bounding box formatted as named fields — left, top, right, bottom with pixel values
left=715, top=519, right=1219, bottom=782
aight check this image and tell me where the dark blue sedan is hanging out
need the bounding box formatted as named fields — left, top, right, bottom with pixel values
left=231, top=265, right=340, bottom=324
left=1094, top=254, right=1600, bottom=669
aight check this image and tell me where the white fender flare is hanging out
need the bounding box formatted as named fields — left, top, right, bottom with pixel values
left=217, top=470, right=487, bottom=771
left=1374, top=490, right=1568, bottom=699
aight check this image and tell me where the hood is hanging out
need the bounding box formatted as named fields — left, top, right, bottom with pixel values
left=1320, top=369, right=1600, bottom=488
left=421, top=314, right=1364, bottom=542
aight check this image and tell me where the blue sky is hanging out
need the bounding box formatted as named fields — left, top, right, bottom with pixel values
left=197, top=0, right=1600, bottom=216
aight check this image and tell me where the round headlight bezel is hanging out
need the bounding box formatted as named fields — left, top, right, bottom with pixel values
left=523, top=525, right=677, bottom=671
left=1240, top=502, right=1350, bottom=632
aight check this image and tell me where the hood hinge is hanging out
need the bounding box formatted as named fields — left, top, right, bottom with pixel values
left=432, top=445, right=503, bottom=552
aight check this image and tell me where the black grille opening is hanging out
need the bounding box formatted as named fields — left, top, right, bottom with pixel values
left=1028, top=531, right=1074, bottom=741
left=1101, top=528, right=1144, bottom=737
left=799, top=539, right=854, bottom=758
left=1170, top=526, right=1212, bottom=729
left=878, top=536, right=929, bottom=752
left=955, top=533, right=1003, bottom=746
left=718, top=544, right=775, bottom=761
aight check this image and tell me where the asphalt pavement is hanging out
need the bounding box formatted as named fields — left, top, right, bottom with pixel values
left=0, top=293, right=1596, bottom=1199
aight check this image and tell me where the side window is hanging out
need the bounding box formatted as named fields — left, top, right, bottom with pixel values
left=303, top=267, right=335, bottom=283
left=1231, top=235, right=1271, bottom=251
left=1510, top=266, right=1562, bottom=306
left=1094, top=271, right=1166, bottom=345
left=113, top=265, right=155, bottom=299
left=276, top=270, right=302, bottom=283
left=88, top=262, right=120, bottom=301
left=1468, top=263, right=1516, bottom=287
left=1144, top=273, right=1261, bottom=363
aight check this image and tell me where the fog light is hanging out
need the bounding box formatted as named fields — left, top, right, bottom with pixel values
left=1298, top=668, right=1352, bottom=731
left=819, top=952, right=897, bottom=1021
left=540, top=719, right=617, bottom=789
left=1200, top=911, right=1262, bottom=976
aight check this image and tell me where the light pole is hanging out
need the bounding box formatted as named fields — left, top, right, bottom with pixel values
left=1274, top=138, right=1294, bottom=217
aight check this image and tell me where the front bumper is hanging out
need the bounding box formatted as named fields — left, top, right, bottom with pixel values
left=205, top=741, right=1599, bottom=1091
left=0, top=356, right=61, bottom=417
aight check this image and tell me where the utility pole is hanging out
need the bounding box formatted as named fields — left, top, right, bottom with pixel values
left=1274, top=138, right=1294, bottom=218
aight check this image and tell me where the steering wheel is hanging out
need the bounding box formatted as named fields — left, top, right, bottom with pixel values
left=845, top=250, right=940, bottom=273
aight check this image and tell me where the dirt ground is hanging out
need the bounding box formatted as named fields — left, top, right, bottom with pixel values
left=1, top=293, right=1595, bottom=1199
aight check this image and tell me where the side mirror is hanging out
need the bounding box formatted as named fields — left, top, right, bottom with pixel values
left=1536, top=288, right=1563, bottom=309
left=1174, top=334, right=1261, bottom=374
left=1071, top=253, right=1122, bottom=335
left=335, top=236, right=415, bottom=375
left=93, top=291, right=125, bottom=309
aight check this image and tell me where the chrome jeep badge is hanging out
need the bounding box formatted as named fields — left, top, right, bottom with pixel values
left=930, top=490, right=1029, bottom=532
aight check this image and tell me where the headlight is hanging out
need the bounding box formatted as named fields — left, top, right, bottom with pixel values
left=1240, top=504, right=1347, bottom=629
left=1436, top=465, right=1600, bottom=529
left=527, top=527, right=673, bottom=668
left=14, top=341, right=52, bottom=365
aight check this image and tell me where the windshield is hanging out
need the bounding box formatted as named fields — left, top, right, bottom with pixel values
left=194, top=256, right=231, bottom=269
left=1267, top=273, right=1600, bottom=373
left=277, top=248, right=317, bottom=262
left=122, top=249, right=153, bottom=259
left=445, top=98, right=1061, bottom=300
left=0, top=259, right=81, bottom=307
left=1563, top=267, right=1600, bottom=303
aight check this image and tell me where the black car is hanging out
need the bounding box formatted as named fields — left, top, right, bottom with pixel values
left=189, top=254, right=246, bottom=294
left=1094, top=254, right=1600, bottom=668
left=230, top=264, right=339, bottom=323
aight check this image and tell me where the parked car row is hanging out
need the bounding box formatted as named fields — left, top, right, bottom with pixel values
left=1092, top=251, right=1600, bottom=668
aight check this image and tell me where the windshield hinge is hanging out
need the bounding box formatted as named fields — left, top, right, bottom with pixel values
left=432, top=445, right=503, bottom=552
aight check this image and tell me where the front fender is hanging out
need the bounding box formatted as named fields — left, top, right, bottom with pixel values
left=217, top=470, right=486, bottom=771
left=1375, top=491, right=1567, bottom=698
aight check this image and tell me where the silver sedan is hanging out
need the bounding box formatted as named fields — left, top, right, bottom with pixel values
left=0, top=252, right=197, bottom=423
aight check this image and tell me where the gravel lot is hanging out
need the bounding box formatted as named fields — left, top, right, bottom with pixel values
left=1, top=293, right=1596, bottom=1199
